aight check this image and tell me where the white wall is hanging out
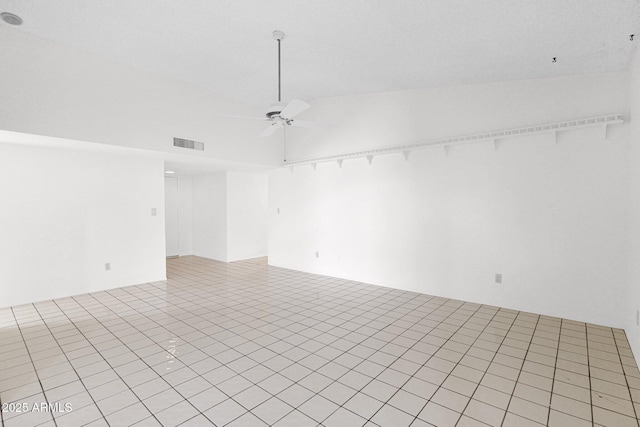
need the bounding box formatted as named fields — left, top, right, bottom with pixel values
left=626, top=49, right=640, bottom=357
left=227, top=172, right=269, bottom=261
left=270, top=71, right=631, bottom=329
left=192, top=173, right=228, bottom=261
left=0, top=143, right=166, bottom=308
left=288, top=72, right=628, bottom=160
left=189, top=172, right=268, bottom=262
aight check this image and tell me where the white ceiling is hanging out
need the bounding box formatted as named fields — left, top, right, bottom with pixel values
left=0, top=0, right=638, bottom=108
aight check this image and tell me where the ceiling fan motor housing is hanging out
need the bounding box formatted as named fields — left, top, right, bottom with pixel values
left=265, top=103, right=284, bottom=119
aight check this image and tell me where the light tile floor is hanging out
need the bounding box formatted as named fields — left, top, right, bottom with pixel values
left=1, top=255, right=639, bottom=426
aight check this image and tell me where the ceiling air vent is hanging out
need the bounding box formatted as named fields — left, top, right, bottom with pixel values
left=173, top=137, right=204, bottom=151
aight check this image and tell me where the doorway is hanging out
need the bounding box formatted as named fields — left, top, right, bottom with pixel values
left=164, top=176, right=179, bottom=258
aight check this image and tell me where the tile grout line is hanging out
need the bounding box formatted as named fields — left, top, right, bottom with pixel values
left=67, top=289, right=223, bottom=425
left=8, top=306, right=59, bottom=427
left=463, top=311, right=542, bottom=427
left=100, top=269, right=379, bottom=426
left=546, top=317, right=563, bottom=426
left=93, top=274, right=542, bottom=427
left=61, top=291, right=205, bottom=425
left=3, top=256, right=640, bottom=427
left=381, top=303, right=489, bottom=424
left=613, top=329, right=640, bottom=423
left=329, top=298, right=473, bottom=424
left=157, top=264, right=465, bottom=425
left=496, top=313, right=543, bottom=427
left=586, top=325, right=595, bottom=427
left=128, top=266, right=453, bottom=426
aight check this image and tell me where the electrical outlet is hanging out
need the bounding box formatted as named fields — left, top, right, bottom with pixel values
left=277, top=208, right=280, bottom=214
left=495, top=273, right=502, bottom=284
left=105, top=263, right=111, bottom=271
left=151, top=208, right=157, bottom=216
left=315, top=251, right=319, bottom=258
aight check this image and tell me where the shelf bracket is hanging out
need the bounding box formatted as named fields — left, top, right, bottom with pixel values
left=282, top=114, right=624, bottom=168
left=366, top=155, right=374, bottom=165
left=311, top=163, right=317, bottom=171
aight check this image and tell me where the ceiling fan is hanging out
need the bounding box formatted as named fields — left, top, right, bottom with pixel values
left=221, top=30, right=313, bottom=137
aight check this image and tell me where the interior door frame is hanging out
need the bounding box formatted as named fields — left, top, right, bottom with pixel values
left=164, top=176, right=180, bottom=258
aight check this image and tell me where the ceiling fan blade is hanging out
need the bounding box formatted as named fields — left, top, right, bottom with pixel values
left=290, top=120, right=315, bottom=129
left=217, top=115, right=266, bottom=121
left=260, top=122, right=283, bottom=137
left=280, top=99, right=310, bottom=119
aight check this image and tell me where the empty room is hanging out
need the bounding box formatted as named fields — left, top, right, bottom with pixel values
left=2, top=1, right=640, bottom=426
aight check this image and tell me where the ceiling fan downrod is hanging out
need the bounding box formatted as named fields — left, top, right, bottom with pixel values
left=273, top=30, right=285, bottom=103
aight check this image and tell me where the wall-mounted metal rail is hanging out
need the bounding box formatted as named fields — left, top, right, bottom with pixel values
left=283, top=114, right=624, bottom=168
